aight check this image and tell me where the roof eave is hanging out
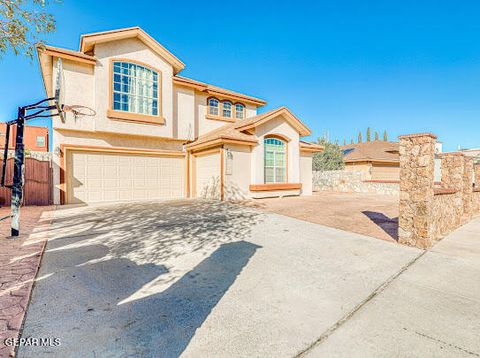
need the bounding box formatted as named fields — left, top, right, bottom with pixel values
left=80, top=27, right=185, bottom=74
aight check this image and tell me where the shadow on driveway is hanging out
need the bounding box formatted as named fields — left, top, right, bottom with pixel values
left=362, top=211, right=399, bottom=241
left=19, top=200, right=262, bottom=357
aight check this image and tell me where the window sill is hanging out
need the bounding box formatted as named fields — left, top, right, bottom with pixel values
left=107, top=109, right=165, bottom=125
left=249, top=183, right=302, bottom=192
left=206, top=114, right=236, bottom=122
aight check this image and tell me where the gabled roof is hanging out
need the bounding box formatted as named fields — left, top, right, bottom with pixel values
left=300, top=141, right=325, bottom=152
left=80, top=27, right=185, bottom=74
left=187, top=106, right=313, bottom=151
left=234, top=107, right=311, bottom=136
left=341, top=141, right=399, bottom=163
left=173, top=76, right=266, bottom=106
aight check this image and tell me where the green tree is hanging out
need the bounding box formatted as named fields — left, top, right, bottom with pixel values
left=350, top=138, right=354, bottom=144
left=383, top=130, right=388, bottom=141
left=358, top=132, right=363, bottom=143
left=374, top=131, right=379, bottom=141
left=313, top=138, right=345, bottom=171
left=0, top=0, right=58, bottom=59
left=343, top=138, right=346, bottom=146
left=366, top=127, right=371, bottom=142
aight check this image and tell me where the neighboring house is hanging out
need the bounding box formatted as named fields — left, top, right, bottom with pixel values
left=341, top=141, right=399, bottom=181
left=459, top=148, right=480, bottom=158
left=36, top=27, right=323, bottom=205
left=0, top=123, right=49, bottom=152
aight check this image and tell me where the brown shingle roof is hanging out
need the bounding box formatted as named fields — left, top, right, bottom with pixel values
left=341, top=141, right=399, bottom=163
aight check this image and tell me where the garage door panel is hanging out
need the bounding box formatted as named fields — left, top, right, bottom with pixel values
left=69, top=151, right=185, bottom=204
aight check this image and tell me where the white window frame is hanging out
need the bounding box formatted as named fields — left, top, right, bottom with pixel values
left=208, top=98, right=219, bottom=116
left=36, top=136, right=45, bottom=147
left=235, top=104, right=245, bottom=119
left=264, top=138, right=287, bottom=183
left=222, top=101, right=232, bottom=118
left=112, top=61, right=159, bottom=116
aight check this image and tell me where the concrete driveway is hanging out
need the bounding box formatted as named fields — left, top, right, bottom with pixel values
left=18, top=200, right=480, bottom=357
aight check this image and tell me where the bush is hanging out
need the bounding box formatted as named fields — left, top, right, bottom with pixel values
left=313, top=139, right=345, bottom=171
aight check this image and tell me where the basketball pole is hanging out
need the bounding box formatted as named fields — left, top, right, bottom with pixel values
left=11, top=107, right=26, bottom=237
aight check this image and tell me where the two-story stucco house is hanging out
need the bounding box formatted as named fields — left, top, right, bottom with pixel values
left=37, top=27, right=323, bottom=205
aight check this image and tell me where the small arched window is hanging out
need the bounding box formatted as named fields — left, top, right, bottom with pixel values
left=208, top=98, right=219, bottom=116
left=223, top=101, right=232, bottom=118
left=264, top=137, right=286, bottom=183
left=235, top=104, right=245, bottom=119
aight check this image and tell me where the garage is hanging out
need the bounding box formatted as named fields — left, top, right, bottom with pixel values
left=194, top=150, right=221, bottom=199
left=67, top=150, right=185, bottom=204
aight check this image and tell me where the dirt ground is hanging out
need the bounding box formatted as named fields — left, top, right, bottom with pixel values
left=255, top=191, right=399, bottom=242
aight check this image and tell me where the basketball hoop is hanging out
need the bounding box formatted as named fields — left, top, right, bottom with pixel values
left=1, top=56, right=93, bottom=236
left=63, top=105, right=96, bottom=119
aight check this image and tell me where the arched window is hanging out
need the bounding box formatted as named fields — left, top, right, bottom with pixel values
left=235, top=103, right=245, bottom=119
left=264, top=137, right=286, bottom=183
left=222, top=101, right=232, bottom=118
left=208, top=98, right=219, bottom=116
left=112, top=61, right=159, bottom=116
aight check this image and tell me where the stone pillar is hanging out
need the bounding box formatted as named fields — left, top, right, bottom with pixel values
left=463, top=156, right=474, bottom=222
left=440, top=153, right=464, bottom=226
left=398, top=133, right=436, bottom=249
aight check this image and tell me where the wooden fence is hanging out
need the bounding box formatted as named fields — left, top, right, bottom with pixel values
left=0, top=158, right=53, bottom=206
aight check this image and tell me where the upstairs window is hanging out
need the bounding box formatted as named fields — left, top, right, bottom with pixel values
left=235, top=104, right=245, bottom=119
left=36, top=136, right=45, bottom=147
left=222, top=101, right=232, bottom=118
left=264, top=138, right=286, bottom=183
left=208, top=98, right=219, bottom=116
left=112, top=61, right=159, bottom=116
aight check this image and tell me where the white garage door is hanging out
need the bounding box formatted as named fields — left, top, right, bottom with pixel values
left=68, top=151, right=185, bottom=204
left=195, top=152, right=221, bottom=199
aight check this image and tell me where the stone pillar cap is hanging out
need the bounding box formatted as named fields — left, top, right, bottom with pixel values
left=398, top=133, right=437, bottom=140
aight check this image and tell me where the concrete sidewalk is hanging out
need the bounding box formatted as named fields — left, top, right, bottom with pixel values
left=304, top=217, right=480, bottom=357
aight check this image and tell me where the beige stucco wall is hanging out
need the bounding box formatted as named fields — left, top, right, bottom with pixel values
left=173, top=85, right=195, bottom=140
left=371, top=163, right=400, bottom=181
left=344, top=162, right=372, bottom=179
left=251, top=116, right=301, bottom=185
left=195, top=151, right=221, bottom=199
left=51, top=58, right=95, bottom=132
left=300, top=153, right=313, bottom=195
left=224, top=144, right=251, bottom=200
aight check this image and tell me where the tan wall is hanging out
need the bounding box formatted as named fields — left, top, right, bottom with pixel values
left=371, top=163, right=400, bottom=181
left=344, top=162, right=372, bottom=179
left=173, top=85, right=195, bottom=140
left=300, top=153, right=313, bottom=195
left=224, top=144, right=251, bottom=200
left=195, top=151, right=221, bottom=199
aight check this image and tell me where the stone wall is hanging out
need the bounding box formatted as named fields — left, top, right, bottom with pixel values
left=399, top=133, right=480, bottom=249
left=313, top=170, right=399, bottom=195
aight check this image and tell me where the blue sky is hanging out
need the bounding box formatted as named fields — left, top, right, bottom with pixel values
left=1, top=0, right=480, bottom=151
